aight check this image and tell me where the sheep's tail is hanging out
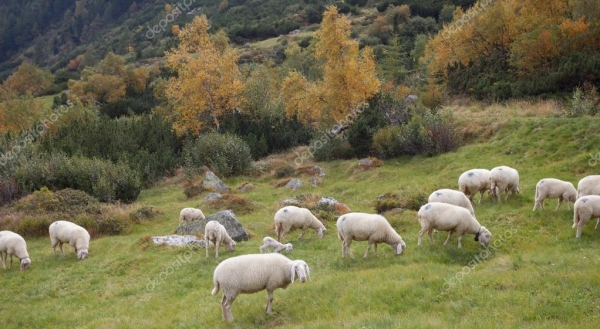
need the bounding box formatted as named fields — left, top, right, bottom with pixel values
left=211, top=280, right=220, bottom=296
left=275, top=222, right=283, bottom=242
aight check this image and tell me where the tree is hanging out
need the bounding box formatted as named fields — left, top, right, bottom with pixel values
left=2, top=62, right=53, bottom=96
left=164, top=15, right=244, bottom=136
left=282, top=5, right=380, bottom=129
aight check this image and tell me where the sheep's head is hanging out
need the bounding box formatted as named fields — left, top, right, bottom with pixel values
left=290, top=260, right=310, bottom=283
left=475, top=227, right=492, bottom=247
left=227, top=241, right=236, bottom=252
left=394, top=240, right=406, bottom=255
left=285, top=243, right=293, bottom=252
left=317, top=227, right=326, bottom=238
left=20, top=258, right=31, bottom=270
left=77, top=249, right=88, bottom=260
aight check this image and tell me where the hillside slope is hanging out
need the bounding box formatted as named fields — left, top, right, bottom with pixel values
left=1, top=115, right=599, bottom=328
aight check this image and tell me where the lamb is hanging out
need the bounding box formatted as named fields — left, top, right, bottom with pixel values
left=259, top=237, right=293, bottom=254
left=49, top=220, right=90, bottom=259
left=428, top=188, right=475, bottom=216
left=533, top=178, right=577, bottom=211
left=204, top=220, right=236, bottom=258
left=576, top=175, right=600, bottom=199
left=274, top=206, right=326, bottom=242
left=572, top=195, right=600, bottom=238
left=336, top=212, right=406, bottom=258
left=458, top=169, right=491, bottom=204
left=417, top=202, right=491, bottom=249
left=179, top=207, right=206, bottom=227
left=0, top=231, right=31, bottom=270
left=489, top=165, right=520, bottom=203
left=211, top=253, right=310, bottom=322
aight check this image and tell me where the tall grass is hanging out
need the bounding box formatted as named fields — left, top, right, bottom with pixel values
left=1, top=115, right=600, bottom=328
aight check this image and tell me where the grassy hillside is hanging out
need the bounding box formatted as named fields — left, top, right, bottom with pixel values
left=2, top=114, right=600, bottom=328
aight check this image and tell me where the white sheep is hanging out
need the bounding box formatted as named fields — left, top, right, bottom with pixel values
left=204, top=220, right=236, bottom=258
left=428, top=188, right=475, bottom=216
left=572, top=195, right=600, bottom=238
left=576, top=175, right=600, bottom=199
left=274, top=206, right=326, bottom=242
left=179, top=207, right=206, bottom=227
left=49, top=220, right=90, bottom=259
left=533, top=178, right=577, bottom=211
left=259, top=237, right=293, bottom=254
left=0, top=231, right=31, bottom=270
left=417, top=202, right=491, bottom=249
left=336, top=212, right=406, bottom=258
left=211, top=253, right=310, bottom=322
left=489, top=166, right=520, bottom=203
left=458, top=168, right=491, bottom=204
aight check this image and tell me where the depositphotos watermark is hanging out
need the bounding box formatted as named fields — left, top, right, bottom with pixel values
left=145, top=0, right=197, bottom=39
left=442, top=226, right=517, bottom=291
left=146, top=243, right=197, bottom=292
left=589, top=152, right=600, bottom=167
left=441, top=0, right=496, bottom=39
left=0, top=103, right=72, bottom=166
left=294, top=106, right=365, bottom=166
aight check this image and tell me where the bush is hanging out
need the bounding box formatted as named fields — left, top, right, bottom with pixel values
left=312, top=135, right=355, bottom=162
left=129, top=206, right=162, bottom=223
left=275, top=165, right=297, bottom=178
left=564, top=84, right=599, bottom=117
left=97, top=216, right=131, bottom=235
left=373, top=189, right=428, bottom=213
left=206, top=193, right=255, bottom=215
left=183, top=133, right=253, bottom=177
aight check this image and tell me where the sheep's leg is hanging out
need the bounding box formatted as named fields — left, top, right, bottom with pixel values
left=556, top=198, right=563, bottom=211
left=215, top=241, right=220, bottom=258
left=266, top=290, right=274, bottom=314
left=595, top=218, right=600, bottom=230
left=205, top=240, right=210, bottom=258
left=373, top=243, right=378, bottom=256
left=417, top=229, right=424, bottom=246
left=478, top=190, right=483, bottom=204
left=456, top=235, right=463, bottom=249
left=58, top=242, right=65, bottom=256
left=343, top=239, right=354, bottom=258
left=221, top=294, right=236, bottom=322
left=427, top=229, right=435, bottom=244
left=0, top=251, right=6, bottom=269
left=9, top=254, right=13, bottom=269
left=298, top=229, right=306, bottom=239
left=363, top=242, right=372, bottom=258
left=443, top=232, right=453, bottom=246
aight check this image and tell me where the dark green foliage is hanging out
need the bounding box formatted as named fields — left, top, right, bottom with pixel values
left=97, top=216, right=132, bottom=235
left=373, top=190, right=428, bottom=213
left=347, top=94, right=394, bottom=158
left=15, top=153, right=141, bottom=203
left=99, top=88, right=159, bottom=117
left=183, top=132, right=253, bottom=177
left=40, top=114, right=182, bottom=186
left=312, top=135, right=356, bottom=162
left=129, top=206, right=162, bottom=223
left=275, top=165, right=297, bottom=178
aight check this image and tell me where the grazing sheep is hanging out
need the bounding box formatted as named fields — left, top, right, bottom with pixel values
left=179, top=207, right=206, bottom=227
left=211, top=253, right=310, bottom=322
left=259, top=237, right=293, bottom=254
left=428, top=188, right=475, bottom=216
left=533, top=178, right=577, bottom=211
left=336, top=212, right=406, bottom=258
left=0, top=231, right=31, bottom=270
left=49, top=220, right=90, bottom=259
left=417, top=202, right=491, bottom=249
left=572, top=195, right=600, bottom=238
left=576, top=175, right=600, bottom=199
left=458, top=169, right=491, bottom=204
left=204, top=220, right=236, bottom=258
left=489, top=166, right=520, bottom=203
left=274, top=206, right=326, bottom=242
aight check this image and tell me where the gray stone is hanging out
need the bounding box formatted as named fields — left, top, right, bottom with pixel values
left=279, top=198, right=300, bottom=206
left=202, top=171, right=229, bottom=193
left=205, top=192, right=222, bottom=202
left=311, top=166, right=326, bottom=177
left=358, top=158, right=373, bottom=168
left=405, top=94, right=418, bottom=103
left=237, top=183, right=256, bottom=192
left=176, top=210, right=249, bottom=242
left=317, top=196, right=339, bottom=211
left=285, top=178, right=302, bottom=190
left=151, top=235, right=208, bottom=248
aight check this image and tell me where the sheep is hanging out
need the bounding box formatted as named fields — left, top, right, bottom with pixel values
left=417, top=202, right=491, bottom=249
left=211, top=253, right=310, bottom=322
left=274, top=206, right=326, bottom=242
left=458, top=169, right=491, bottom=204
left=179, top=207, right=206, bottom=227
left=576, top=175, right=600, bottom=199
left=533, top=178, right=577, bottom=211
left=0, top=231, right=31, bottom=270
left=204, top=220, right=236, bottom=258
left=428, top=188, right=475, bottom=216
left=336, top=212, right=406, bottom=258
left=49, top=220, right=90, bottom=260
left=489, top=165, right=520, bottom=203
left=572, top=195, right=600, bottom=238
left=259, top=237, right=293, bottom=254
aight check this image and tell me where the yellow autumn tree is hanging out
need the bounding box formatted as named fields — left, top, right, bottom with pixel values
left=164, top=15, right=244, bottom=136
left=282, top=5, right=380, bottom=128
left=2, top=62, right=53, bottom=97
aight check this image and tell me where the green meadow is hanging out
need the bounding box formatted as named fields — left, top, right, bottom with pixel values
left=2, top=114, right=600, bottom=328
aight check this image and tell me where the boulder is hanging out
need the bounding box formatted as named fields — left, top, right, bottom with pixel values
left=317, top=196, right=351, bottom=213
left=202, top=171, right=229, bottom=193
left=311, top=166, right=326, bottom=177
left=151, top=235, right=208, bottom=248
left=176, top=209, right=249, bottom=242
left=204, top=192, right=222, bottom=201
left=285, top=178, right=302, bottom=190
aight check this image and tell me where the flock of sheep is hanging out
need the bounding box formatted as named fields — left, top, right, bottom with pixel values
left=2, top=169, right=599, bottom=323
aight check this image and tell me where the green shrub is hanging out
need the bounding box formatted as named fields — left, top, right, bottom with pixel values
left=275, top=165, right=297, bottom=178
left=97, top=216, right=132, bottom=235
left=312, top=136, right=355, bottom=162
left=183, top=132, right=253, bottom=177
left=15, top=216, right=54, bottom=237
left=129, top=206, right=162, bottom=223
left=14, top=187, right=60, bottom=213
left=564, top=84, right=599, bottom=117
left=373, top=189, right=428, bottom=213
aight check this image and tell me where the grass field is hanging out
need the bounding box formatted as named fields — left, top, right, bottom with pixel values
left=2, top=108, right=600, bottom=328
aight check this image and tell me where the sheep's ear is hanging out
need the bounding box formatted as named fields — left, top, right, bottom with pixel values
left=305, top=263, right=311, bottom=281
left=290, top=263, right=297, bottom=283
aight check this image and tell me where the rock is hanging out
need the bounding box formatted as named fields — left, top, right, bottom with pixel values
left=202, top=171, right=229, bottom=193
left=176, top=210, right=249, bottom=242
left=311, top=166, right=326, bottom=177
left=358, top=158, right=374, bottom=169
left=204, top=192, right=222, bottom=201
left=237, top=183, right=256, bottom=192
left=151, top=235, right=208, bottom=248
left=279, top=198, right=300, bottom=206
left=405, top=94, right=418, bottom=103
left=285, top=178, right=302, bottom=190
left=316, top=196, right=350, bottom=213
left=311, top=176, right=320, bottom=187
